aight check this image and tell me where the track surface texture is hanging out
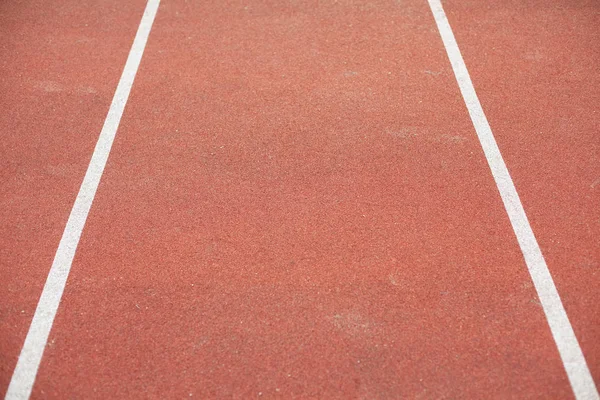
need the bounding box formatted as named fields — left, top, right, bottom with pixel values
left=1, top=0, right=598, bottom=399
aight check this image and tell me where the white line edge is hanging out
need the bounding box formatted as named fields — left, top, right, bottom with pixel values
left=5, top=1, right=160, bottom=398
left=426, top=1, right=599, bottom=399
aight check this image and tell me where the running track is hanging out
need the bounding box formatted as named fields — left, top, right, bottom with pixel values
left=1, top=0, right=599, bottom=398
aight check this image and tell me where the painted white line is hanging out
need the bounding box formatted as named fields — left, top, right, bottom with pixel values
left=4, top=1, right=160, bottom=399
left=426, top=1, right=599, bottom=399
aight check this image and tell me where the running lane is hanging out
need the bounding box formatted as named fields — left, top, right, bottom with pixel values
left=31, top=0, right=574, bottom=398
left=0, top=0, right=148, bottom=396
left=443, top=0, right=600, bottom=386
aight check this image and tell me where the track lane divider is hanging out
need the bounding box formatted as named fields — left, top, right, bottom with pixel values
left=5, top=1, right=161, bottom=398
left=427, top=1, right=599, bottom=399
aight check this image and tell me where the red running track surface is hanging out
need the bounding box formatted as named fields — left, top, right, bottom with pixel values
left=0, top=0, right=148, bottom=394
left=1, top=0, right=598, bottom=398
left=444, top=0, right=600, bottom=386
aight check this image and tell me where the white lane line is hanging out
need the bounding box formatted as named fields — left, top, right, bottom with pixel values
left=5, top=0, right=160, bottom=398
left=426, top=1, right=599, bottom=399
